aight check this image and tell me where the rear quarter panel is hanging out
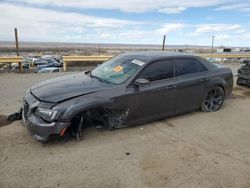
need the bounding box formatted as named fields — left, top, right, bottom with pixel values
left=207, top=67, right=233, bottom=97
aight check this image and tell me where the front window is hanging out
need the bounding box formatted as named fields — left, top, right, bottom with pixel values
left=91, top=55, right=145, bottom=84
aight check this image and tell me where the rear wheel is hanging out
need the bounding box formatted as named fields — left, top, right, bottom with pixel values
left=201, top=86, right=225, bottom=112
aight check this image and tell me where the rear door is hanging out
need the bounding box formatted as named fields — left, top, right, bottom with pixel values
left=174, top=57, right=208, bottom=113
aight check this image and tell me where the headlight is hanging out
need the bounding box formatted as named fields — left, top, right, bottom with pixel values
left=34, top=107, right=58, bottom=122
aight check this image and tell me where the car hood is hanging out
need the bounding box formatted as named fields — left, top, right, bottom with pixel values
left=30, top=72, right=108, bottom=103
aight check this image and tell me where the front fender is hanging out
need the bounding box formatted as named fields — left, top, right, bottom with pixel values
left=53, top=96, right=114, bottom=121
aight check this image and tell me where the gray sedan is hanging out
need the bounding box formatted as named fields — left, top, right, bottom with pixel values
left=21, top=51, right=233, bottom=142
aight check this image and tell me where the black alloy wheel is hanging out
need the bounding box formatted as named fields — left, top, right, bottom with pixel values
left=201, top=86, right=225, bottom=112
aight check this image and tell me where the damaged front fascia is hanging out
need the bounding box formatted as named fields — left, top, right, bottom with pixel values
left=79, top=108, right=130, bottom=130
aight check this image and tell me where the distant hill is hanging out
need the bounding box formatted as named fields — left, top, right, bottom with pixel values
left=0, top=41, right=210, bottom=49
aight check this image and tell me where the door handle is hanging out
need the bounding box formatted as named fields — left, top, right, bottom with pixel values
left=165, top=85, right=176, bottom=89
left=199, top=78, right=208, bottom=82
left=155, top=85, right=176, bottom=91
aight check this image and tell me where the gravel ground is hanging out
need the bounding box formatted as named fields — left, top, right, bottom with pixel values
left=1, top=64, right=250, bottom=188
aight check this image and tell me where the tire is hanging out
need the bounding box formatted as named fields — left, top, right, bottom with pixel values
left=201, top=86, right=225, bottom=112
left=237, top=77, right=249, bottom=86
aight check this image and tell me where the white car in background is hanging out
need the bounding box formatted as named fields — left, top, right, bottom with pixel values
left=37, top=67, right=60, bottom=73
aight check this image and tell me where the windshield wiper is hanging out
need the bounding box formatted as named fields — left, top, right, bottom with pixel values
left=89, top=72, right=106, bottom=83
left=92, top=75, right=106, bottom=83
left=89, top=71, right=114, bottom=84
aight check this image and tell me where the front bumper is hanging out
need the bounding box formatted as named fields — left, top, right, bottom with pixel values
left=22, top=110, right=69, bottom=142
left=22, top=91, right=69, bottom=142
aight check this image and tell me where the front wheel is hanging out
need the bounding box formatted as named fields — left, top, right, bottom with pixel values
left=201, top=86, right=225, bottom=112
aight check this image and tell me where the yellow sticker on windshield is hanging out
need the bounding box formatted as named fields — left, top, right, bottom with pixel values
left=113, top=65, right=123, bottom=72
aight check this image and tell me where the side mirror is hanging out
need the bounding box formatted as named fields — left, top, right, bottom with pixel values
left=134, top=78, right=150, bottom=86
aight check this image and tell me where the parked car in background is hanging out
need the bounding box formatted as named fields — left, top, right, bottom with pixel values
left=52, top=57, right=63, bottom=63
left=207, top=58, right=221, bottom=63
left=34, top=58, right=62, bottom=66
left=11, top=62, right=30, bottom=70
left=37, top=67, right=60, bottom=73
left=21, top=51, right=233, bottom=142
left=33, top=59, right=50, bottom=66
left=0, top=64, right=11, bottom=70
left=34, top=60, right=62, bottom=73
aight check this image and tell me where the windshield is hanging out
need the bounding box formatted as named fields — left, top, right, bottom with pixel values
left=91, top=55, right=145, bottom=84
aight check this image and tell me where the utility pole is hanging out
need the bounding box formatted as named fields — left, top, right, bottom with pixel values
left=162, top=35, right=166, bottom=51
left=211, top=35, right=215, bottom=54
left=14, top=28, right=23, bottom=72
left=98, top=44, right=101, bottom=55
left=14, top=28, right=19, bottom=56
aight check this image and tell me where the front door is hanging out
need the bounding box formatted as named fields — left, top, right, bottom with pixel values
left=125, top=58, right=176, bottom=124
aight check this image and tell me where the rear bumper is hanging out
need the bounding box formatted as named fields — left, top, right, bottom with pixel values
left=224, top=73, right=234, bottom=98
left=22, top=109, right=69, bottom=142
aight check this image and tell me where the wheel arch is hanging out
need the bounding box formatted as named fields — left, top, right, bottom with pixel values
left=215, top=84, right=225, bottom=94
left=57, top=96, right=114, bottom=122
left=206, top=77, right=226, bottom=92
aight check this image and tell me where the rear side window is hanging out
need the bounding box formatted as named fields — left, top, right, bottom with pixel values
left=138, top=59, right=174, bottom=81
left=175, top=58, right=207, bottom=77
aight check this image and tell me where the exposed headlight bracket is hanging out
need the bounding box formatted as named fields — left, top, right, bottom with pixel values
left=34, top=107, right=58, bottom=122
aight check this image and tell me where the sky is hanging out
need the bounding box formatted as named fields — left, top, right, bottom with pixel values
left=0, top=0, right=250, bottom=47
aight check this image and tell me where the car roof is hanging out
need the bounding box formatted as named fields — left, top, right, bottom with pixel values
left=120, top=51, right=195, bottom=62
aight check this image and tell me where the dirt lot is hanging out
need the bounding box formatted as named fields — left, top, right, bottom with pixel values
left=1, top=64, right=250, bottom=188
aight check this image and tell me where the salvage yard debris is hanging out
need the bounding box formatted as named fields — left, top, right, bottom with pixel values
left=237, top=60, right=250, bottom=86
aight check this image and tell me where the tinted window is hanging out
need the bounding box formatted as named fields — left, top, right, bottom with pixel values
left=175, top=58, right=207, bottom=76
left=138, top=59, right=174, bottom=81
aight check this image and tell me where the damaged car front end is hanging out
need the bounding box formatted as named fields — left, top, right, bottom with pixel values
left=22, top=90, right=70, bottom=142
left=21, top=54, right=143, bottom=142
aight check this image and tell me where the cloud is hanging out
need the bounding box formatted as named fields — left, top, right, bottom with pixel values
left=242, top=33, right=250, bottom=39
left=5, top=0, right=235, bottom=13
left=119, top=30, right=151, bottom=39
left=195, top=24, right=241, bottom=33
left=235, top=29, right=247, bottom=34
left=215, top=34, right=230, bottom=39
left=158, top=7, right=186, bottom=14
left=0, top=3, right=142, bottom=28
left=0, top=3, right=144, bottom=42
left=156, top=23, right=187, bottom=34
left=214, top=3, right=250, bottom=12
